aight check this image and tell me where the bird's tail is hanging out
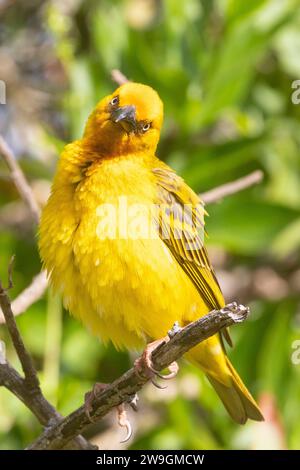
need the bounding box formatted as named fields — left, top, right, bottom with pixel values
left=207, top=356, right=264, bottom=424
left=186, top=345, right=264, bottom=424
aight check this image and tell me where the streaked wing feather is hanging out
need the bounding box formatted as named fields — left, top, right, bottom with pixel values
left=153, top=165, right=232, bottom=346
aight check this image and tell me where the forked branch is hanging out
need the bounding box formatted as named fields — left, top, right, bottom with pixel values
left=28, top=302, right=249, bottom=450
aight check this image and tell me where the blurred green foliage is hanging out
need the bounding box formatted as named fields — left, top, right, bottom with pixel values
left=1, top=0, right=300, bottom=450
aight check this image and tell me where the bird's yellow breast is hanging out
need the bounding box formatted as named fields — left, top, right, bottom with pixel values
left=39, top=151, right=207, bottom=349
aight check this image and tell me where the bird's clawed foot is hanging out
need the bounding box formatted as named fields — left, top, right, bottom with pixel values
left=117, top=393, right=139, bottom=443
left=156, top=360, right=179, bottom=380
left=84, top=382, right=107, bottom=422
left=84, top=383, right=137, bottom=443
left=117, top=403, right=133, bottom=443
left=134, top=338, right=179, bottom=388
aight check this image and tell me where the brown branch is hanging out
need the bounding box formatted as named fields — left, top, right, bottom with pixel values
left=0, top=271, right=47, bottom=324
left=111, top=69, right=129, bottom=86
left=201, top=170, right=263, bottom=204
left=0, top=259, right=40, bottom=392
left=0, top=266, right=95, bottom=450
left=0, top=135, right=40, bottom=224
left=28, top=302, right=249, bottom=450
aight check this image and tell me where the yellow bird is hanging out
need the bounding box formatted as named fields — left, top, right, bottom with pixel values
left=39, top=82, right=263, bottom=425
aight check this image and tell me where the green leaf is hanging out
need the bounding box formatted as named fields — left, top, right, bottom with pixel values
left=207, top=196, right=299, bottom=254
left=271, top=217, right=300, bottom=258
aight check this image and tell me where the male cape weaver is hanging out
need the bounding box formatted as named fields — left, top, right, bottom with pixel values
left=39, top=82, right=264, bottom=431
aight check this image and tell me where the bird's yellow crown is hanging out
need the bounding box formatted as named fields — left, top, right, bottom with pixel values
left=83, top=82, right=164, bottom=157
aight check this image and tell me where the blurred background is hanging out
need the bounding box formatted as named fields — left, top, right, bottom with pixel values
left=0, top=0, right=300, bottom=450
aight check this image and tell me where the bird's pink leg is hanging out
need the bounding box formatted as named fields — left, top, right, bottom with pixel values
left=84, top=383, right=136, bottom=443
left=134, top=337, right=179, bottom=386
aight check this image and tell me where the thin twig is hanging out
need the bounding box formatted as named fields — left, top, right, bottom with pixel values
left=0, top=135, right=40, bottom=224
left=111, top=69, right=129, bottom=86
left=28, top=302, right=249, bottom=450
left=201, top=170, right=263, bottom=204
left=0, top=267, right=95, bottom=450
left=0, top=271, right=48, bottom=324
left=0, top=260, right=40, bottom=392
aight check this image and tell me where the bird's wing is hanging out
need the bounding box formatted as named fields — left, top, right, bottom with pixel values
left=152, top=164, right=232, bottom=346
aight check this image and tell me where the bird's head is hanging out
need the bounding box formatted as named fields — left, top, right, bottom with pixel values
left=83, top=82, right=163, bottom=156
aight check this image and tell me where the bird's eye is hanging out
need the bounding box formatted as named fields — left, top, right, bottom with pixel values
left=110, top=96, right=119, bottom=106
left=142, top=122, right=151, bottom=132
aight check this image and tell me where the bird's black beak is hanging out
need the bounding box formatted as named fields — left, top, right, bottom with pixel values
left=111, top=105, right=137, bottom=132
